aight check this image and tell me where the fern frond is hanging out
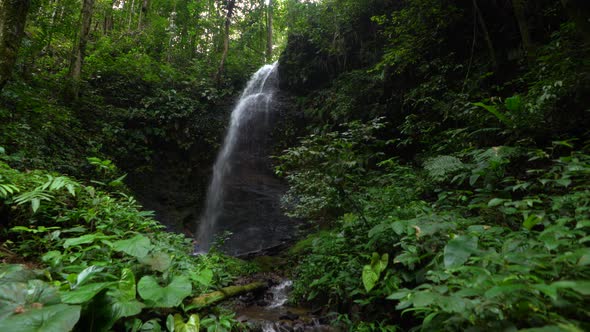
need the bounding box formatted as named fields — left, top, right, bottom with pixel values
left=424, top=155, right=466, bottom=181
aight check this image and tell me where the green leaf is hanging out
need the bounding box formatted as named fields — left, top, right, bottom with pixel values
left=0, top=280, right=61, bottom=319
left=139, top=252, right=172, bottom=272
left=192, top=269, right=213, bottom=287
left=484, top=284, right=527, bottom=298
left=104, top=268, right=145, bottom=319
left=362, top=253, right=389, bottom=292
left=555, top=178, right=572, bottom=187
left=141, top=319, right=163, bottom=332
left=63, top=233, right=108, bottom=248
left=61, top=282, right=115, bottom=304
left=469, top=174, right=480, bottom=186
left=111, top=268, right=136, bottom=301
left=437, top=295, right=466, bottom=313
left=386, top=289, right=410, bottom=300
left=173, top=313, right=200, bottom=332
left=532, top=283, right=558, bottom=301
left=523, top=214, right=543, bottom=230
left=444, top=235, right=478, bottom=268
left=504, top=95, right=522, bottom=112
left=112, top=234, right=152, bottom=259
left=487, top=198, right=507, bottom=207
left=552, top=280, right=590, bottom=295
left=74, top=265, right=103, bottom=288
left=31, top=198, right=40, bottom=213
left=110, top=300, right=144, bottom=319
left=412, top=291, right=434, bottom=307
left=167, top=314, right=175, bottom=332
left=137, top=276, right=192, bottom=308
left=473, top=102, right=512, bottom=126
left=0, top=303, right=81, bottom=332
left=373, top=253, right=389, bottom=273
left=362, top=265, right=379, bottom=292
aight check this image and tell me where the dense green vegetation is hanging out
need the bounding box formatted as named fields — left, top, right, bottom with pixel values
left=1, top=0, right=590, bottom=331
left=275, top=0, right=590, bottom=330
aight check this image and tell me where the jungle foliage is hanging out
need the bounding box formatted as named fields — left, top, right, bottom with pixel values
left=1, top=0, right=590, bottom=331
left=276, top=0, right=590, bottom=331
left=0, top=151, right=256, bottom=331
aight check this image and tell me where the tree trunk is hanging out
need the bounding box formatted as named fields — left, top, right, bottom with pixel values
left=266, top=0, right=273, bottom=62
left=473, top=0, right=497, bottom=68
left=190, top=282, right=266, bottom=309
left=138, top=0, right=149, bottom=29
left=0, top=0, right=31, bottom=91
left=103, top=0, right=116, bottom=34
left=128, top=0, right=135, bottom=30
left=66, top=0, right=95, bottom=101
left=215, top=0, right=236, bottom=85
left=511, top=0, right=535, bottom=62
left=561, top=0, right=590, bottom=43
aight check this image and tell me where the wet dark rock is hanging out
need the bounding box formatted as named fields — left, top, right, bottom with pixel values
left=279, top=312, right=299, bottom=321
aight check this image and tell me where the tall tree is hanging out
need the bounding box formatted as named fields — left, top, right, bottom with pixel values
left=215, top=0, right=236, bottom=84
left=0, top=0, right=31, bottom=91
left=104, top=0, right=117, bottom=34
left=66, top=0, right=95, bottom=101
left=137, top=0, right=149, bottom=29
left=472, top=0, right=497, bottom=68
left=266, top=0, right=273, bottom=61
left=511, top=0, right=535, bottom=61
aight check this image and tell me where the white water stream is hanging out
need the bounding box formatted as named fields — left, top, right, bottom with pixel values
left=197, top=63, right=279, bottom=250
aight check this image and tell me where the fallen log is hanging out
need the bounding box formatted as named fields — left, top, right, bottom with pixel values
left=189, top=281, right=267, bottom=309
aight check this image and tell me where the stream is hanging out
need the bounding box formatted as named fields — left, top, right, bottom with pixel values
left=236, top=279, right=335, bottom=332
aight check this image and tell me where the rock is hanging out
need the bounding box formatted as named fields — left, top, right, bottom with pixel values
left=279, top=312, right=299, bottom=321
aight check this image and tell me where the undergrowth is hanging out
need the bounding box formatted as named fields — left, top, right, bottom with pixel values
left=0, top=151, right=255, bottom=331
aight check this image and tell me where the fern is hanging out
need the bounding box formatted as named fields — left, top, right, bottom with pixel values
left=0, top=183, right=19, bottom=198
left=0, top=174, right=19, bottom=199
left=424, top=155, right=465, bottom=181
left=13, top=175, right=80, bottom=212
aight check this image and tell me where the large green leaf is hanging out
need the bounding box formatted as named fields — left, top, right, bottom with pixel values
left=191, top=269, right=213, bottom=287
left=137, top=276, right=192, bottom=308
left=139, top=252, right=172, bottom=272
left=473, top=102, right=512, bottom=126
left=0, top=280, right=61, bottom=319
left=0, top=303, right=81, bottom=332
left=106, top=268, right=144, bottom=319
left=362, top=265, right=379, bottom=292
left=444, top=235, right=478, bottom=268
left=362, top=253, right=389, bottom=292
left=173, top=313, right=200, bottom=332
left=74, top=266, right=103, bottom=288
left=552, top=280, right=590, bottom=296
left=61, top=282, right=116, bottom=304
left=112, top=234, right=152, bottom=259
left=504, top=95, right=522, bottom=112
left=63, top=233, right=110, bottom=249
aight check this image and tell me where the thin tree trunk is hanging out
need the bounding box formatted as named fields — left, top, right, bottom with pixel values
left=127, top=0, right=135, bottom=30
left=473, top=0, right=497, bottom=68
left=215, top=0, right=236, bottom=84
left=266, top=0, right=273, bottom=62
left=66, top=0, right=95, bottom=101
left=512, top=0, right=535, bottom=61
left=0, top=0, right=31, bottom=91
left=138, top=0, right=149, bottom=29
left=103, top=0, right=116, bottom=34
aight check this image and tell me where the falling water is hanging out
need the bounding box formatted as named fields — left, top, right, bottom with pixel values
left=197, top=63, right=279, bottom=251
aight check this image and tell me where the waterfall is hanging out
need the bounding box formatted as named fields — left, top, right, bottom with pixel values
left=197, top=63, right=279, bottom=251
